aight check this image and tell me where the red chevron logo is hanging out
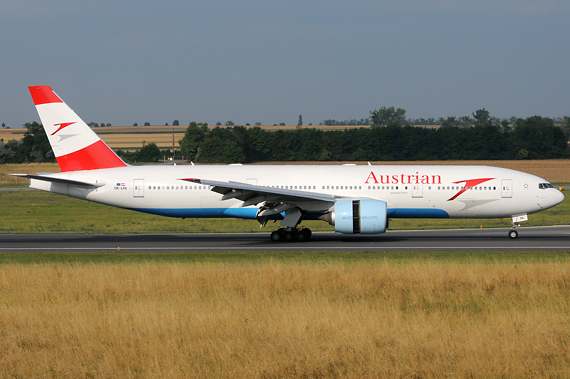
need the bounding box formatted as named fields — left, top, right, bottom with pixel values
left=51, top=122, right=76, bottom=135
left=447, top=178, right=495, bottom=201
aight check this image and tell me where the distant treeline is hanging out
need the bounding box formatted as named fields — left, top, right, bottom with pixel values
left=179, top=116, right=569, bottom=163
left=0, top=122, right=173, bottom=164
left=1, top=117, right=569, bottom=164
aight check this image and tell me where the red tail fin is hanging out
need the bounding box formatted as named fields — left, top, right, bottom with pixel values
left=29, top=86, right=127, bottom=172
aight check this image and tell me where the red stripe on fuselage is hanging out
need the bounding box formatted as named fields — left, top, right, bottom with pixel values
left=56, top=140, right=127, bottom=172
left=447, top=178, right=495, bottom=201
left=28, top=86, right=63, bottom=105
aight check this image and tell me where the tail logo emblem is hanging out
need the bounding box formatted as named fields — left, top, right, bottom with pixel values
left=51, top=122, right=76, bottom=136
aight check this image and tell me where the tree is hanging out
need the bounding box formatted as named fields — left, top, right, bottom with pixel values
left=439, top=116, right=460, bottom=128
left=173, top=120, right=179, bottom=126
left=511, top=116, right=567, bottom=159
left=561, top=116, right=570, bottom=142
left=370, top=106, right=406, bottom=127
left=133, top=122, right=138, bottom=126
left=225, top=121, right=234, bottom=126
left=297, top=114, right=303, bottom=127
left=136, top=142, right=161, bottom=162
left=460, top=116, right=473, bottom=128
left=472, top=108, right=490, bottom=126
left=21, top=122, right=54, bottom=162
left=179, top=122, right=208, bottom=161
left=144, top=122, right=151, bottom=126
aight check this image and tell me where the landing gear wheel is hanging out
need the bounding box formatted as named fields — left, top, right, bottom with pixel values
left=296, top=228, right=312, bottom=241
left=270, top=230, right=282, bottom=242
left=283, top=231, right=294, bottom=241
left=296, top=229, right=308, bottom=241
left=508, top=229, right=518, bottom=239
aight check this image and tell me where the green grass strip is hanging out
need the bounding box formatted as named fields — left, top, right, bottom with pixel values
left=1, top=250, right=570, bottom=265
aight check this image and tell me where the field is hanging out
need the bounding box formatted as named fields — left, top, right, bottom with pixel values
left=1, top=257, right=570, bottom=378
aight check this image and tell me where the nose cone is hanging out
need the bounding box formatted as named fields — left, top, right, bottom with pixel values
left=554, top=189, right=565, bottom=206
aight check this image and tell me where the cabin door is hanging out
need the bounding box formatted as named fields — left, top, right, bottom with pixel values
left=412, top=183, right=423, bottom=198
left=501, top=179, right=512, bottom=198
left=133, top=179, right=144, bottom=198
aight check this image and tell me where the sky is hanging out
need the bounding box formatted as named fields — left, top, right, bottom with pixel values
left=1, top=0, right=569, bottom=128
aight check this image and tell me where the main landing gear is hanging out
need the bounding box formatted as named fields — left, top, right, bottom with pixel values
left=270, top=227, right=312, bottom=242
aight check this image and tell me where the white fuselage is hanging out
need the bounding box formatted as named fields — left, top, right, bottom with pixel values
left=30, top=164, right=564, bottom=221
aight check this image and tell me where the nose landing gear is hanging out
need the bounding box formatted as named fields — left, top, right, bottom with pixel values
left=270, top=227, right=312, bottom=242
left=508, top=214, right=527, bottom=239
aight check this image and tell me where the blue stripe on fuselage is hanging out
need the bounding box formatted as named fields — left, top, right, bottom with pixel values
left=128, top=207, right=449, bottom=219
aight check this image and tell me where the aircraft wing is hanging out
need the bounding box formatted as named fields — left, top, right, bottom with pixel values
left=180, top=177, right=337, bottom=207
left=11, top=174, right=104, bottom=188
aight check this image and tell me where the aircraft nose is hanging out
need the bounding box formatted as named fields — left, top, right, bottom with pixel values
left=554, top=189, right=565, bottom=206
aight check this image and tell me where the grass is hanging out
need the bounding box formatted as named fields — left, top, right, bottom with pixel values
left=1, top=259, right=570, bottom=378
left=1, top=250, right=570, bottom=265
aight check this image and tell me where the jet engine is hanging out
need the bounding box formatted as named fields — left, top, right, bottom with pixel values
left=323, top=199, right=388, bottom=234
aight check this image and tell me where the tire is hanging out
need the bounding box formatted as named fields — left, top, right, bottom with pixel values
left=270, top=231, right=282, bottom=242
left=296, top=229, right=307, bottom=241
left=297, top=229, right=311, bottom=241
left=508, top=230, right=518, bottom=239
left=283, top=231, right=294, bottom=241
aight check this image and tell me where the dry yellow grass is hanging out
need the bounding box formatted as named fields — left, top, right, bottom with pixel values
left=1, top=261, right=569, bottom=378
left=101, top=132, right=185, bottom=149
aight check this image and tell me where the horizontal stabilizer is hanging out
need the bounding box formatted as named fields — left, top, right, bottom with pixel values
left=11, top=174, right=104, bottom=188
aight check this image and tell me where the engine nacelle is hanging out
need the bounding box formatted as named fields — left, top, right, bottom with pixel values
left=328, top=199, right=387, bottom=234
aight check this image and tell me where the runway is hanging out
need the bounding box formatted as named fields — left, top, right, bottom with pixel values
left=1, top=226, right=569, bottom=252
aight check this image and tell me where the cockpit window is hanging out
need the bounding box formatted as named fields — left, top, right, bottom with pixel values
left=539, top=183, right=554, bottom=189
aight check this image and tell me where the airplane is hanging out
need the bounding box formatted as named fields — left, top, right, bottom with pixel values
left=13, top=85, right=565, bottom=241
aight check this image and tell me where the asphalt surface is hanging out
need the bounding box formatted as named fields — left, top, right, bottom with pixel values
left=0, top=226, right=569, bottom=252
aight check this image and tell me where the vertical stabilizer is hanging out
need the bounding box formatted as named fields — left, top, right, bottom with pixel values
left=28, top=86, right=127, bottom=172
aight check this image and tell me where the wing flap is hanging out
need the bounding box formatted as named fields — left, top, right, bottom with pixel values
left=179, top=178, right=337, bottom=204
